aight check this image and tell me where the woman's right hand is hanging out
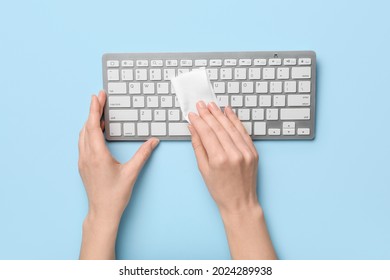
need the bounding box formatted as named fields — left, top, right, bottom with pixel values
left=188, top=101, right=260, bottom=215
left=188, top=101, right=277, bottom=260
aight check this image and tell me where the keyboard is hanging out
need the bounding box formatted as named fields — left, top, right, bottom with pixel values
left=102, top=51, right=316, bottom=141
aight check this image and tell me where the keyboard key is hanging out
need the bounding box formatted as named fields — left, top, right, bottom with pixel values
left=231, top=95, right=243, bottom=107
left=150, top=69, right=162, bottom=80
left=136, top=60, right=148, bottom=67
left=299, top=81, right=311, bottom=92
left=107, top=60, right=119, bottom=67
left=252, top=109, right=264, bottom=120
left=273, top=95, right=286, bottom=107
left=168, top=110, right=180, bottom=121
left=161, top=96, right=173, bottom=107
left=146, top=96, right=158, bottom=108
left=284, top=81, right=297, bottom=93
left=157, top=83, right=169, bottom=94
left=143, top=83, right=155, bottom=94
left=178, top=68, right=190, bottom=75
left=154, top=110, right=166, bottom=121
left=135, top=69, right=147, bottom=80
left=288, top=95, right=310, bottom=106
left=210, top=59, right=222, bottom=66
left=280, top=108, right=310, bottom=120
left=133, top=96, right=145, bottom=108
left=235, top=68, right=246, bottom=80
left=298, top=58, right=311, bottom=65
left=266, top=109, right=278, bottom=120
left=269, top=58, right=281, bottom=65
left=283, top=122, right=295, bottom=129
left=256, top=82, right=268, bottom=93
left=137, top=123, right=149, bottom=136
left=164, top=69, right=176, bottom=80
left=263, top=68, right=275, bottom=79
left=283, top=58, right=296, bottom=65
left=121, top=60, right=134, bottom=67
left=297, top=128, right=310, bottom=135
left=107, top=69, right=119, bottom=81
left=254, top=59, right=267, bottom=66
left=242, top=122, right=252, bottom=135
left=108, top=82, right=126, bottom=94
left=121, top=69, right=133, bottom=81
left=195, top=59, right=207, bottom=66
left=239, top=59, right=251, bottom=66
left=207, top=68, right=218, bottom=80
left=180, top=60, right=192, bottom=67
left=292, top=67, right=311, bottom=79
left=242, top=82, right=254, bottom=93
left=221, top=68, right=233, bottom=80
left=254, top=122, right=266, bottom=135
left=270, top=81, right=282, bottom=93
left=109, top=96, right=130, bottom=108
left=123, top=123, right=135, bottom=136
left=151, top=123, right=166, bottom=136
left=224, top=59, right=237, bottom=66
left=166, top=60, right=178, bottom=67
left=151, top=60, right=163, bottom=67
left=109, top=123, right=121, bottom=136
left=217, top=95, right=229, bottom=107
left=238, top=109, right=250, bottom=120
left=259, top=95, right=271, bottom=107
left=213, top=82, right=225, bottom=93
left=277, top=68, right=289, bottom=79
left=268, top=128, right=281, bottom=135
left=140, top=110, right=152, bottom=121
left=129, top=83, right=141, bottom=94
left=109, top=110, right=138, bottom=121
left=245, top=95, right=257, bottom=107
left=228, top=82, right=239, bottom=93
left=169, top=123, right=190, bottom=136
left=249, top=68, right=261, bottom=79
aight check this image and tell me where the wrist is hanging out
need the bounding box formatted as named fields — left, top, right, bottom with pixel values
left=220, top=202, right=264, bottom=226
left=83, top=211, right=121, bottom=235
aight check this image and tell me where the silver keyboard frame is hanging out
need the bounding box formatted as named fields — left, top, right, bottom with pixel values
left=102, top=51, right=316, bottom=141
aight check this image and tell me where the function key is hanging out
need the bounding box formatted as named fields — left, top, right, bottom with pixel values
left=210, top=59, right=222, bottom=66
left=224, top=59, right=237, bottom=66
left=107, top=60, right=119, bottom=67
left=121, top=60, right=134, bottom=67
left=269, top=58, right=282, bottom=66
left=136, top=60, right=149, bottom=67
left=151, top=60, right=163, bottom=67
left=166, top=60, right=178, bottom=67
left=283, top=58, right=297, bottom=65
left=298, top=58, right=312, bottom=65
left=180, top=60, right=193, bottom=67
left=253, top=59, right=267, bottom=66
left=195, top=59, right=207, bottom=66
left=239, top=59, right=252, bottom=66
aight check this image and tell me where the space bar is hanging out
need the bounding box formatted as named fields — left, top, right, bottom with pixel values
left=169, top=123, right=190, bottom=136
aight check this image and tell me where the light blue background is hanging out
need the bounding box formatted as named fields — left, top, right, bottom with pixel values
left=0, top=0, right=389, bottom=260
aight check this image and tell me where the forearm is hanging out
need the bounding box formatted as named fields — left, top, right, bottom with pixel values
left=79, top=214, right=120, bottom=260
left=221, top=204, right=277, bottom=260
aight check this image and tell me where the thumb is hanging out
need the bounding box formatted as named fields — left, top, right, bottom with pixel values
left=124, top=138, right=160, bottom=176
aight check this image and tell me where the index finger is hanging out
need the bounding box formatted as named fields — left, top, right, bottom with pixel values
left=188, top=112, right=225, bottom=159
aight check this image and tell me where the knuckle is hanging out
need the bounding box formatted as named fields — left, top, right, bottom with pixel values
left=211, top=154, right=228, bottom=166
left=230, top=153, right=245, bottom=165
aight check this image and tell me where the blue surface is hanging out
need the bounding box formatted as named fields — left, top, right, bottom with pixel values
left=0, top=0, right=389, bottom=260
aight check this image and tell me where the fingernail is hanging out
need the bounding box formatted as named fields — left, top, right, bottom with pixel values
left=152, top=138, right=160, bottom=149
left=197, top=101, right=206, bottom=108
left=209, top=102, right=219, bottom=111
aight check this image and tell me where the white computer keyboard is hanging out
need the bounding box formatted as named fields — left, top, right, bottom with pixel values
left=102, top=51, right=316, bottom=141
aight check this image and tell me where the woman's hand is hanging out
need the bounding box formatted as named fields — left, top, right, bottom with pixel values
left=78, top=91, right=159, bottom=259
left=188, top=101, right=277, bottom=260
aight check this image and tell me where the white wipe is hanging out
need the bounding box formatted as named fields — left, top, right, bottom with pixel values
left=171, top=68, right=218, bottom=122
